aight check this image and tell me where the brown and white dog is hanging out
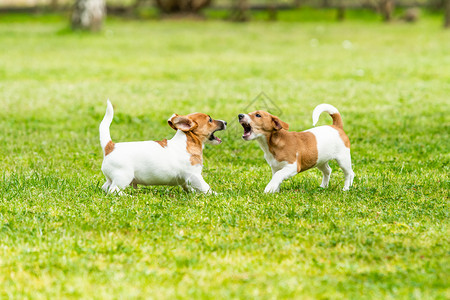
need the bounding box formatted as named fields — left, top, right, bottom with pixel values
left=238, top=104, right=354, bottom=193
left=100, top=100, right=226, bottom=195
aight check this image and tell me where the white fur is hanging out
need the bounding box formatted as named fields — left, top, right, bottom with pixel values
left=256, top=135, right=289, bottom=174
left=255, top=136, right=297, bottom=193
left=242, top=105, right=354, bottom=193
left=312, top=103, right=339, bottom=126
left=99, top=99, right=113, bottom=151
left=264, top=162, right=298, bottom=193
left=305, top=126, right=354, bottom=190
left=305, top=126, right=346, bottom=166
left=99, top=101, right=217, bottom=195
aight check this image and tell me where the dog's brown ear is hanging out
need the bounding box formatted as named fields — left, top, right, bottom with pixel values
left=168, top=114, right=179, bottom=131
left=272, top=116, right=289, bottom=131
left=168, top=114, right=196, bottom=132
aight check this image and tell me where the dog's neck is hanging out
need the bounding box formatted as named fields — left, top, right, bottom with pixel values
left=171, top=130, right=203, bottom=166
left=256, top=134, right=271, bottom=155
left=256, top=131, right=285, bottom=152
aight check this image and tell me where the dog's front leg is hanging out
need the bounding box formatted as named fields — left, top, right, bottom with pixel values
left=185, top=174, right=214, bottom=194
left=264, top=164, right=298, bottom=193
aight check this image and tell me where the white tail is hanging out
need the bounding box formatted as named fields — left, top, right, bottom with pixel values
left=312, top=103, right=343, bottom=129
left=99, top=99, right=114, bottom=150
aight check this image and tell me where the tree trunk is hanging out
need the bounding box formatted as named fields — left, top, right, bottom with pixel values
left=230, top=0, right=249, bottom=22
left=445, top=0, right=450, bottom=28
left=154, top=0, right=211, bottom=14
left=51, top=0, right=59, bottom=9
left=336, top=6, right=345, bottom=21
left=336, top=0, right=345, bottom=21
left=267, top=0, right=277, bottom=21
left=293, top=0, right=302, bottom=8
left=133, top=0, right=147, bottom=12
left=71, top=0, right=106, bottom=31
left=379, top=0, right=395, bottom=22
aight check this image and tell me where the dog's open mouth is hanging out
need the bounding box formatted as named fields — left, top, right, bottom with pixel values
left=240, top=122, right=252, bottom=140
left=209, top=129, right=223, bottom=144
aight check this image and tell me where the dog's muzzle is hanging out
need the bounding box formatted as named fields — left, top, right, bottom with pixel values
left=238, top=114, right=252, bottom=140
left=208, top=120, right=227, bottom=144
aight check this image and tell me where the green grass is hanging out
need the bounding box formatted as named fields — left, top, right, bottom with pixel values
left=0, top=13, right=449, bottom=299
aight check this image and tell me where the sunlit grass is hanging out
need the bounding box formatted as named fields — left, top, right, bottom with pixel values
left=0, top=13, right=449, bottom=299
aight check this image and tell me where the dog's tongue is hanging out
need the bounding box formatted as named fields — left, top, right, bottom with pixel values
left=243, top=131, right=251, bottom=139
left=215, top=136, right=222, bottom=143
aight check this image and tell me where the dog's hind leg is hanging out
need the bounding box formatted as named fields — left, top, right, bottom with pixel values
left=336, top=151, right=354, bottom=191
left=108, top=184, right=125, bottom=195
left=317, top=163, right=332, bottom=188
left=181, top=182, right=195, bottom=193
left=107, top=172, right=134, bottom=195
left=102, top=178, right=112, bottom=193
left=130, top=180, right=138, bottom=189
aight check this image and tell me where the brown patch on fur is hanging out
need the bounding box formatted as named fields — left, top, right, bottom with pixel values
left=243, top=110, right=350, bottom=170
left=331, top=125, right=351, bottom=148
left=327, top=112, right=349, bottom=148
left=185, top=132, right=203, bottom=165
left=242, top=111, right=319, bottom=172
left=104, top=140, right=115, bottom=156
left=245, top=111, right=288, bottom=133
left=331, top=113, right=344, bottom=130
left=188, top=113, right=224, bottom=141
left=156, top=139, right=168, bottom=148
left=267, top=130, right=318, bottom=172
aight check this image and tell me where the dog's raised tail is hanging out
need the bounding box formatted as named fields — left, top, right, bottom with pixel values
left=312, top=104, right=343, bottom=129
left=99, top=100, right=114, bottom=154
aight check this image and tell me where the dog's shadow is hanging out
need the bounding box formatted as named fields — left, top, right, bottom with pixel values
left=94, top=181, right=201, bottom=199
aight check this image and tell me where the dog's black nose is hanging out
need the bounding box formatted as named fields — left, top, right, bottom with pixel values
left=224, top=121, right=227, bottom=126
left=238, top=114, right=244, bottom=120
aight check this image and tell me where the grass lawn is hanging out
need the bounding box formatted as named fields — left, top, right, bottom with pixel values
left=0, top=12, right=449, bottom=299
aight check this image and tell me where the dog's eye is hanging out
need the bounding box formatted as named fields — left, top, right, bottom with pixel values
left=209, top=117, right=212, bottom=123
left=256, top=114, right=261, bottom=118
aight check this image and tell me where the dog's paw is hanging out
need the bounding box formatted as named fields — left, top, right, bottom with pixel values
left=264, top=184, right=279, bottom=193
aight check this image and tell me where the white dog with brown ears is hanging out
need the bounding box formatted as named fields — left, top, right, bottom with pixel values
left=99, top=100, right=226, bottom=195
left=239, top=104, right=354, bottom=193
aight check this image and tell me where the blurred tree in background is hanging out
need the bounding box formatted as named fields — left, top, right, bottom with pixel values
left=154, top=0, right=212, bottom=14
left=230, top=0, right=250, bottom=21
left=445, top=0, right=450, bottom=27
left=71, top=0, right=106, bottom=31
left=377, top=0, right=395, bottom=21
left=0, top=0, right=449, bottom=28
left=51, top=0, right=59, bottom=9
